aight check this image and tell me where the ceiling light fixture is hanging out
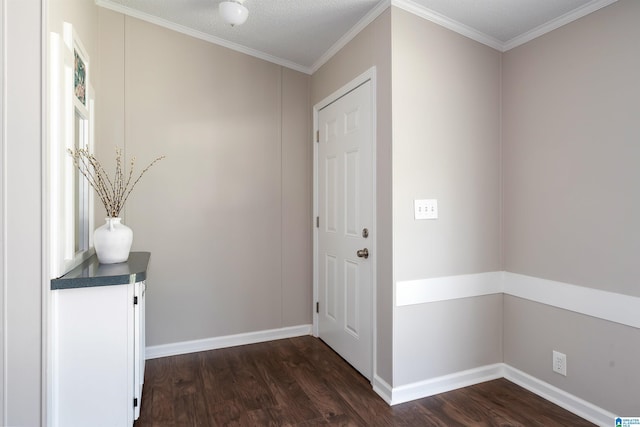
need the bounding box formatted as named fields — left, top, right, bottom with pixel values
left=219, top=0, right=249, bottom=27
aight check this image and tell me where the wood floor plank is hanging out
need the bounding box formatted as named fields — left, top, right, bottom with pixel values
left=251, top=341, right=324, bottom=423
left=392, top=401, right=458, bottom=427
left=206, top=399, right=245, bottom=426
left=288, top=360, right=368, bottom=424
left=292, top=338, right=395, bottom=425
left=199, top=349, right=237, bottom=404
left=467, top=379, right=595, bottom=427
left=135, top=336, right=596, bottom=427
left=222, top=346, right=279, bottom=412
left=140, top=357, right=176, bottom=425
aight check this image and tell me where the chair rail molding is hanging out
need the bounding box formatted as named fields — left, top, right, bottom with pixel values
left=396, top=271, right=640, bottom=329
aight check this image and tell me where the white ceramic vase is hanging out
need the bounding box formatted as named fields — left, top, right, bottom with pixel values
left=94, top=217, right=133, bottom=264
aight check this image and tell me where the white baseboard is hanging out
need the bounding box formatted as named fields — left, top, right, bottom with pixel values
left=372, top=375, right=393, bottom=404
left=145, top=324, right=313, bottom=360
left=502, top=365, right=616, bottom=427
left=388, top=363, right=615, bottom=427
left=390, top=363, right=504, bottom=405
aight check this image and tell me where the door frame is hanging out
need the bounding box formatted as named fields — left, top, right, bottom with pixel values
left=312, top=67, right=377, bottom=380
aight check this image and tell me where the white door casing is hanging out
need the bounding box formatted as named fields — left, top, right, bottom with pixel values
left=314, top=73, right=375, bottom=380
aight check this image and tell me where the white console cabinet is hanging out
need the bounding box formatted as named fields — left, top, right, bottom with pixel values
left=51, top=252, right=150, bottom=427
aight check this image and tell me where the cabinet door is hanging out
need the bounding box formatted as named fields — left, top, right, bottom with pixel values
left=134, top=280, right=146, bottom=420
left=52, top=283, right=135, bottom=427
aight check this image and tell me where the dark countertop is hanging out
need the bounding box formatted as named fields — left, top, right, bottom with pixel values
left=51, top=252, right=150, bottom=290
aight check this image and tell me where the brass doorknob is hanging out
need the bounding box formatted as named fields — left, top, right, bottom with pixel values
left=357, top=248, right=369, bottom=259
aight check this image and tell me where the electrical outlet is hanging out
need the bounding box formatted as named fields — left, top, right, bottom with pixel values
left=552, top=350, right=567, bottom=376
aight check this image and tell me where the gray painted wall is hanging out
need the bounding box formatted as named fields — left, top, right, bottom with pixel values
left=391, top=7, right=502, bottom=282
left=311, top=9, right=394, bottom=384
left=502, top=0, right=640, bottom=415
left=395, top=295, right=503, bottom=385
left=98, top=10, right=312, bottom=347
left=502, top=0, right=640, bottom=297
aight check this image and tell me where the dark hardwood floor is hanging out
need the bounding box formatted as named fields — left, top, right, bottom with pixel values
left=134, top=336, right=595, bottom=426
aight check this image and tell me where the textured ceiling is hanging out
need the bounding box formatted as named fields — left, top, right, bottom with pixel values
left=97, top=0, right=617, bottom=74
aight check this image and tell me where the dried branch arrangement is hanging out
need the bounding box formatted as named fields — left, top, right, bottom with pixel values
left=68, top=147, right=165, bottom=218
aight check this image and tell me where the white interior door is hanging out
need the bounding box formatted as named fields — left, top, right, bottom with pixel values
left=317, top=80, right=373, bottom=380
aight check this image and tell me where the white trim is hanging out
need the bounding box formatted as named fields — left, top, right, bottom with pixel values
left=312, top=67, right=378, bottom=381
left=369, top=69, right=379, bottom=392
left=313, top=67, right=377, bottom=112
left=503, top=364, right=616, bottom=427
left=312, top=102, right=318, bottom=337
left=503, top=272, right=640, bottom=330
left=372, top=375, right=393, bottom=404
left=396, top=271, right=503, bottom=306
left=48, top=24, right=96, bottom=278
left=144, top=324, right=312, bottom=360
left=390, top=363, right=504, bottom=405
left=95, top=0, right=311, bottom=75
left=309, top=0, right=390, bottom=74
left=503, top=0, right=619, bottom=51
left=391, top=0, right=618, bottom=53
left=391, top=0, right=504, bottom=51
left=395, top=271, right=640, bottom=329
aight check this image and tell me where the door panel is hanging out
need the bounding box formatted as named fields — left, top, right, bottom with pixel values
left=325, top=156, right=337, bottom=233
left=317, top=80, right=373, bottom=379
left=345, top=259, right=359, bottom=337
left=325, top=254, right=337, bottom=321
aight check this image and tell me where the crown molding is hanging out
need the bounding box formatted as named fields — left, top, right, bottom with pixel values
left=391, top=0, right=619, bottom=53
left=310, top=0, right=391, bottom=74
left=97, top=0, right=621, bottom=75
left=503, top=0, right=619, bottom=51
left=391, top=0, right=504, bottom=51
left=95, top=0, right=312, bottom=74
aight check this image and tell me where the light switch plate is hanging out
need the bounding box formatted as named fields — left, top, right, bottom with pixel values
left=414, top=199, right=438, bottom=220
